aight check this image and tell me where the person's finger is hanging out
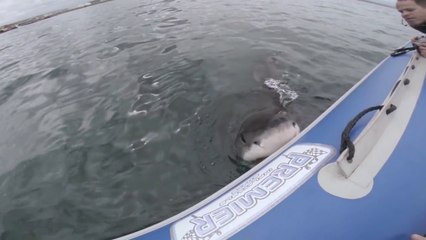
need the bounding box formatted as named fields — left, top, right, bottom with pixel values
left=416, top=45, right=426, bottom=57
left=411, top=234, right=426, bottom=240
left=412, top=36, right=420, bottom=43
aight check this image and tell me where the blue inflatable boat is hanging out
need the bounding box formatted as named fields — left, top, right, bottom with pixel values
left=116, top=48, right=426, bottom=239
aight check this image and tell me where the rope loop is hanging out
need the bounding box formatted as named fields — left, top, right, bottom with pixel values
left=340, top=105, right=384, bottom=162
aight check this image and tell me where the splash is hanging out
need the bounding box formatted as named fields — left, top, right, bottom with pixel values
left=264, top=78, right=298, bottom=107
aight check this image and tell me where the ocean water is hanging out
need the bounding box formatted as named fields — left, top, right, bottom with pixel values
left=0, top=0, right=417, bottom=239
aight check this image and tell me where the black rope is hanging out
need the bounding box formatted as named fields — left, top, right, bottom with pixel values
left=340, top=105, right=384, bottom=162
left=391, top=46, right=418, bottom=57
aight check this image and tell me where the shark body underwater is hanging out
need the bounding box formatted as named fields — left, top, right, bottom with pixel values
left=235, top=56, right=301, bottom=162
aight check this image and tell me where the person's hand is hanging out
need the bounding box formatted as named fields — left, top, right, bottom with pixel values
left=412, top=36, right=421, bottom=43
left=412, top=36, right=426, bottom=57
left=411, top=234, right=426, bottom=240
left=416, top=42, right=426, bottom=57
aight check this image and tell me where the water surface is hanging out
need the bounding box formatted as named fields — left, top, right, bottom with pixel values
left=0, top=0, right=417, bottom=239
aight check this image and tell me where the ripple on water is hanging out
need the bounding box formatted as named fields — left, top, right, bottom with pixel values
left=158, top=17, right=189, bottom=29
left=0, top=74, right=37, bottom=107
left=0, top=61, right=19, bottom=72
left=161, top=44, right=177, bottom=54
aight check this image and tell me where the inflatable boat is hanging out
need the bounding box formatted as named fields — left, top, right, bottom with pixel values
left=116, top=47, right=426, bottom=239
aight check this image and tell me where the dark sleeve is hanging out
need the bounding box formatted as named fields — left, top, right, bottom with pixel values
left=414, top=24, right=426, bottom=34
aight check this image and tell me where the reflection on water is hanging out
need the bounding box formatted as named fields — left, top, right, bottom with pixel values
left=0, top=0, right=416, bottom=238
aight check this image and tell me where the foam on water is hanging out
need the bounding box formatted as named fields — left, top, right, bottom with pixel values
left=264, top=78, right=299, bottom=107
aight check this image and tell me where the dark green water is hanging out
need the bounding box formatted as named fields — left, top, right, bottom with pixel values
left=0, top=0, right=417, bottom=239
